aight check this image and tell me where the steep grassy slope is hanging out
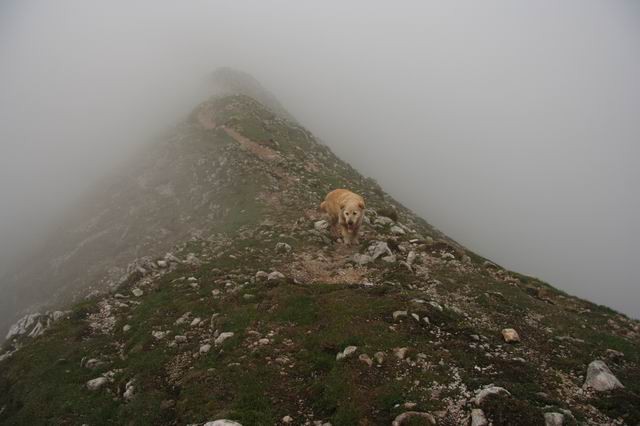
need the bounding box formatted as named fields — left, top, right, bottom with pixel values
left=1, top=94, right=639, bottom=425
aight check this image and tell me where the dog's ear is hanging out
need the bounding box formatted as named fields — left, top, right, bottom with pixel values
left=358, top=202, right=365, bottom=210
left=339, top=203, right=346, bottom=211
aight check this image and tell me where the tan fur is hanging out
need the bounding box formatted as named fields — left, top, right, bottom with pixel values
left=320, top=189, right=366, bottom=245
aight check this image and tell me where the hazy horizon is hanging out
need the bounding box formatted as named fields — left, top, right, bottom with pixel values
left=1, top=1, right=639, bottom=318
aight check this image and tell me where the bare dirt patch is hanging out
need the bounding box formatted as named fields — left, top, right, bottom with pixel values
left=285, top=251, right=369, bottom=285
left=221, top=125, right=282, bottom=162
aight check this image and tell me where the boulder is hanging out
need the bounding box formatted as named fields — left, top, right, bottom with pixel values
left=393, top=311, right=408, bottom=321
left=215, top=332, right=235, bottom=345
left=86, top=377, right=108, bottom=391
left=393, top=347, right=409, bottom=360
left=255, top=271, right=269, bottom=280
left=367, top=241, right=392, bottom=260
left=390, top=225, right=405, bottom=235
left=352, top=253, right=373, bottom=266
left=474, top=385, right=511, bottom=406
left=544, top=412, right=564, bottom=426
left=6, top=313, right=41, bottom=340
left=275, top=242, right=292, bottom=253
left=314, top=220, right=329, bottom=231
left=391, top=411, right=436, bottom=426
left=267, top=271, right=285, bottom=281
left=471, top=408, right=488, bottom=426
left=582, top=360, right=624, bottom=391
left=359, top=354, right=373, bottom=367
left=336, top=346, right=358, bottom=361
left=374, top=216, right=394, bottom=226
left=123, top=380, right=135, bottom=401
left=501, top=328, right=520, bottom=343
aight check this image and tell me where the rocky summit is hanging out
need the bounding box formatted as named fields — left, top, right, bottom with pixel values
left=0, top=71, right=639, bottom=425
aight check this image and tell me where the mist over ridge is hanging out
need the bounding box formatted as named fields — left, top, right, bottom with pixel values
left=1, top=0, right=639, bottom=319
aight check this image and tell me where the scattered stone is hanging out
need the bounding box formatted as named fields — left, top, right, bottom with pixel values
left=411, top=313, right=420, bottom=322
left=204, top=421, right=243, bottom=426
left=267, top=271, right=285, bottom=281
left=583, top=360, right=624, bottom=391
left=359, top=354, right=373, bottom=367
left=471, top=408, right=488, bottom=426
left=487, top=291, right=505, bottom=300
left=391, top=411, right=436, bottom=426
left=393, top=310, right=408, bottom=321
left=406, top=251, right=416, bottom=265
left=381, top=254, right=396, bottom=263
left=123, top=379, right=135, bottom=401
left=122, top=324, right=131, bottom=332
left=393, top=347, right=409, bottom=360
left=474, top=385, right=511, bottom=406
left=190, top=318, right=202, bottom=327
left=51, top=311, right=68, bottom=322
left=368, top=241, right=392, bottom=260
left=215, top=332, right=235, bottom=346
left=152, top=330, right=168, bottom=340
left=314, top=220, right=329, bottom=231
left=374, top=216, right=394, bottom=226
left=0, top=351, right=14, bottom=362
left=184, top=253, right=201, bottom=266
left=5, top=313, right=41, bottom=340
left=282, top=415, right=293, bottom=423
left=554, top=335, right=584, bottom=344
left=390, top=225, right=405, bottom=235
left=403, top=402, right=417, bottom=409
left=605, top=348, right=624, bottom=360
left=352, top=253, right=373, bottom=266
left=374, top=351, right=385, bottom=365
left=132, top=288, right=143, bottom=297
left=86, top=377, right=108, bottom=391
left=174, top=335, right=187, bottom=343
left=200, top=344, right=212, bottom=354
left=156, top=260, right=168, bottom=268
left=544, top=412, right=564, bottom=426
left=441, top=252, right=455, bottom=261
left=255, top=271, right=269, bottom=280
left=336, top=346, right=358, bottom=361
left=84, top=358, right=102, bottom=369
left=276, top=242, right=292, bottom=253
left=428, top=301, right=443, bottom=312
left=502, top=328, right=520, bottom=343
left=258, top=338, right=270, bottom=345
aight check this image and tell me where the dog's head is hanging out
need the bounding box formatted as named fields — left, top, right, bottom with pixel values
left=340, top=199, right=365, bottom=231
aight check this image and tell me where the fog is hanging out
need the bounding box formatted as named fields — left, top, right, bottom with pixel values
left=1, top=1, right=639, bottom=317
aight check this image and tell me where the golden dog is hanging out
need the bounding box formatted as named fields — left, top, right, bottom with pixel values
left=320, top=189, right=365, bottom=245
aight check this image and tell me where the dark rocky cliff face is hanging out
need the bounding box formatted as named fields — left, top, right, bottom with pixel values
left=1, top=74, right=638, bottom=425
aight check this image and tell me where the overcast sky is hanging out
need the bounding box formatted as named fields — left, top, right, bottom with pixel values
left=1, top=1, right=639, bottom=317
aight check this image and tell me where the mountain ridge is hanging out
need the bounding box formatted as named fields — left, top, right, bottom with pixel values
left=1, top=71, right=639, bottom=425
